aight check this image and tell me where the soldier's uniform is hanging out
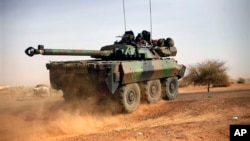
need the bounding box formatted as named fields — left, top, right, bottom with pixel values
left=135, top=33, right=147, bottom=47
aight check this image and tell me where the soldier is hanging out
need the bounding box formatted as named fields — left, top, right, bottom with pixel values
left=157, top=38, right=166, bottom=47
left=120, top=30, right=135, bottom=45
left=142, top=30, right=151, bottom=44
left=135, top=33, right=147, bottom=47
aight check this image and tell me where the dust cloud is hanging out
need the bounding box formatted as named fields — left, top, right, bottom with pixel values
left=0, top=89, right=121, bottom=141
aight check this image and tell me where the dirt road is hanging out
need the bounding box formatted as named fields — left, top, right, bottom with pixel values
left=0, top=89, right=249, bottom=141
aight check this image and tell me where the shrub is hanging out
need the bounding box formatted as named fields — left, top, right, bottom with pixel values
left=184, top=59, right=230, bottom=92
left=237, top=78, right=245, bottom=84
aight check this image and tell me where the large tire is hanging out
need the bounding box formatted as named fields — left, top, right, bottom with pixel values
left=119, top=83, right=141, bottom=113
left=143, top=80, right=162, bottom=103
left=164, top=77, right=178, bottom=100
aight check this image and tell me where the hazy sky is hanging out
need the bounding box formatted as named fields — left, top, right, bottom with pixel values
left=0, top=0, right=249, bottom=86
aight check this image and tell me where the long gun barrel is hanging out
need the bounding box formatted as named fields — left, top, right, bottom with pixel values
left=25, top=45, right=112, bottom=57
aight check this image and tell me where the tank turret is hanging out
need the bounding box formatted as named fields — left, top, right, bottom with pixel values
left=25, top=43, right=177, bottom=60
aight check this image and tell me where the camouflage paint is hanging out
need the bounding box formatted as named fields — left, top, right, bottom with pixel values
left=161, top=59, right=174, bottom=77
left=138, top=48, right=154, bottom=59
left=121, top=59, right=182, bottom=84
left=25, top=45, right=157, bottom=59
left=121, top=61, right=143, bottom=84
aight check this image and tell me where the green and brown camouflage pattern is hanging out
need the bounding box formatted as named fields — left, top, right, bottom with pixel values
left=25, top=43, right=185, bottom=96
left=46, top=58, right=185, bottom=94
left=25, top=44, right=176, bottom=59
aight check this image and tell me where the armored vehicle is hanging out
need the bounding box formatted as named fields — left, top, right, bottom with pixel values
left=25, top=31, right=186, bottom=113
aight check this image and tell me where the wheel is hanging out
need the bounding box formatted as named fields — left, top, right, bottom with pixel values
left=143, top=80, right=162, bottom=103
left=119, top=83, right=141, bottom=113
left=164, top=77, right=178, bottom=100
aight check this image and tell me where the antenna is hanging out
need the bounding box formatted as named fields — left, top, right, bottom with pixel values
left=149, top=0, right=153, bottom=42
left=123, top=0, right=127, bottom=31
left=122, top=0, right=152, bottom=38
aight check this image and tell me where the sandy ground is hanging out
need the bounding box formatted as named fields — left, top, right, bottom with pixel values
left=0, top=84, right=249, bottom=141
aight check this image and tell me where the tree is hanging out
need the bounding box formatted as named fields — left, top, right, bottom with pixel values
left=184, top=59, right=230, bottom=92
left=237, top=78, right=245, bottom=84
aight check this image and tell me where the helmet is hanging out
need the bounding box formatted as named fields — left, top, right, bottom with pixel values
left=165, top=38, right=174, bottom=47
